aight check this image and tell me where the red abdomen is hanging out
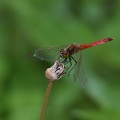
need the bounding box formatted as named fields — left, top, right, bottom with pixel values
left=80, top=38, right=113, bottom=50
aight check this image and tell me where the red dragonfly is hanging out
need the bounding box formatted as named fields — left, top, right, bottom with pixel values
left=29, top=38, right=113, bottom=86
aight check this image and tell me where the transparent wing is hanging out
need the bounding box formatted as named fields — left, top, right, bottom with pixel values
left=73, top=51, right=87, bottom=87
left=28, top=44, right=69, bottom=61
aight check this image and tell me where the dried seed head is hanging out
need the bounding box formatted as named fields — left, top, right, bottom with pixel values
left=45, top=60, right=65, bottom=81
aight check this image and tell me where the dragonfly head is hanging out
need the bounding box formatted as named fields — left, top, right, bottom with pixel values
left=60, top=49, right=69, bottom=58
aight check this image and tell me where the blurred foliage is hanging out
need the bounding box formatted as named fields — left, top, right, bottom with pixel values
left=0, top=0, right=120, bottom=120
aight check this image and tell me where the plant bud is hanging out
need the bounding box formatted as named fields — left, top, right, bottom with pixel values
left=45, top=60, right=65, bottom=81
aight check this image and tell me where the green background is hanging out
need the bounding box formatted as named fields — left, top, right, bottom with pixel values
left=0, top=0, right=120, bottom=120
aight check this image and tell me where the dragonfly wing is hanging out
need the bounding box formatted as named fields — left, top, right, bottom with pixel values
left=73, top=51, right=87, bottom=87
left=28, top=45, right=69, bottom=61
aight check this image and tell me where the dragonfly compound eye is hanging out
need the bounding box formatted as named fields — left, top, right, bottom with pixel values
left=60, top=49, right=68, bottom=58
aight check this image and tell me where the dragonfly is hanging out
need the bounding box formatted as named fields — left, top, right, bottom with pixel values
left=29, top=37, right=113, bottom=86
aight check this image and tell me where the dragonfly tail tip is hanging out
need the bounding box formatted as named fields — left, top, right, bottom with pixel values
left=108, top=37, right=114, bottom=41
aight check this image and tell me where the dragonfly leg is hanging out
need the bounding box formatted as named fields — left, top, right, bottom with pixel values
left=61, top=58, right=69, bottom=74
left=67, top=57, right=72, bottom=76
left=59, top=57, right=76, bottom=76
left=62, top=57, right=73, bottom=76
left=67, top=56, right=77, bottom=76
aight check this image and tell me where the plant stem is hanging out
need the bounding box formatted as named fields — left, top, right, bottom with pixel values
left=40, top=81, right=54, bottom=120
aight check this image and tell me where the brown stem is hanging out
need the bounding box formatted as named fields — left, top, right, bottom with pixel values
left=40, top=81, right=54, bottom=120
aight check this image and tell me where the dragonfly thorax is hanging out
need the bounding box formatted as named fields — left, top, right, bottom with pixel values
left=60, top=49, right=69, bottom=58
